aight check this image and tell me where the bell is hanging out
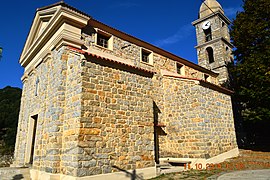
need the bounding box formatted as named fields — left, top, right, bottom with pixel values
left=0, top=47, right=2, bottom=59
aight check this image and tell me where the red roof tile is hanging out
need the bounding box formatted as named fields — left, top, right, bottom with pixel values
left=67, top=46, right=155, bottom=74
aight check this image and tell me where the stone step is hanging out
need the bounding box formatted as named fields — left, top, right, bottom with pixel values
left=0, top=167, right=30, bottom=180
left=157, top=161, right=188, bottom=175
left=167, top=160, right=191, bottom=166
left=160, top=160, right=191, bottom=167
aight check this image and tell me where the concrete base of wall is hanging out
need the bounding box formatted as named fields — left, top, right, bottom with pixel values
left=30, top=167, right=156, bottom=180
left=160, top=148, right=239, bottom=170
left=206, top=148, right=239, bottom=164
left=26, top=148, right=239, bottom=179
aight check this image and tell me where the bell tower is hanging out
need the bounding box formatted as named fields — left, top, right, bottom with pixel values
left=192, top=0, right=233, bottom=85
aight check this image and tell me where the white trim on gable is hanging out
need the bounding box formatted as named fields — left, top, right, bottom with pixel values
left=20, top=5, right=90, bottom=69
left=21, top=7, right=58, bottom=60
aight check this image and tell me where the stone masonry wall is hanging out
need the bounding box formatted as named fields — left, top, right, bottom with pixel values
left=60, top=50, right=83, bottom=176
left=14, top=23, right=237, bottom=179
left=158, top=77, right=237, bottom=159
left=14, top=45, right=237, bottom=178
left=13, top=78, right=28, bottom=166
left=13, top=47, right=70, bottom=173
left=13, top=47, right=84, bottom=176
left=77, top=57, right=155, bottom=176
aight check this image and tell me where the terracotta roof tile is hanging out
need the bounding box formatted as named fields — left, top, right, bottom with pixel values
left=37, top=1, right=92, bottom=19
left=163, top=74, right=233, bottom=95
left=68, top=46, right=155, bottom=74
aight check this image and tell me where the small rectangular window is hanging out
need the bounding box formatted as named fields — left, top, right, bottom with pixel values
left=97, top=33, right=110, bottom=48
left=141, top=49, right=151, bottom=63
left=176, top=63, right=184, bottom=75
left=204, top=74, right=210, bottom=82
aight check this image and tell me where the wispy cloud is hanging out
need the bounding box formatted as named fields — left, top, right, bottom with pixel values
left=109, top=2, right=139, bottom=9
left=224, top=7, right=243, bottom=18
left=154, top=24, right=193, bottom=47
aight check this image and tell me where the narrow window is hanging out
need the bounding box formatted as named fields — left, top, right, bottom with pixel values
left=176, top=63, right=184, bottom=75
left=35, top=78, right=39, bottom=96
left=141, top=49, right=151, bottom=63
left=206, top=47, right=214, bottom=63
left=97, top=33, right=110, bottom=48
left=204, top=74, right=210, bottom=82
left=204, top=28, right=212, bottom=42
left=222, top=22, right=225, bottom=27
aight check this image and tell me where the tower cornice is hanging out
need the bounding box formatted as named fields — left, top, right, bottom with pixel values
left=195, top=37, right=233, bottom=49
left=192, top=10, right=231, bottom=26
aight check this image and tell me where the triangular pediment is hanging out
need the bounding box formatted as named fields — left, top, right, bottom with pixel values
left=20, top=6, right=59, bottom=59
left=19, top=2, right=90, bottom=68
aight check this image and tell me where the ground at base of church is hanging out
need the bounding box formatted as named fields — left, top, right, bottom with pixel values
left=1, top=149, right=270, bottom=180
left=151, top=149, right=270, bottom=180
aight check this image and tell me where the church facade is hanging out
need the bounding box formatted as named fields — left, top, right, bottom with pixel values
left=13, top=0, right=238, bottom=179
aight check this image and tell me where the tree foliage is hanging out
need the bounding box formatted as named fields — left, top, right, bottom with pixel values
left=0, top=86, right=22, bottom=154
left=230, top=0, right=270, bottom=122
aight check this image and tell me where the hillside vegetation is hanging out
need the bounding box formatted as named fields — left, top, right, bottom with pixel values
left=0, top=86, right=22, bottom=155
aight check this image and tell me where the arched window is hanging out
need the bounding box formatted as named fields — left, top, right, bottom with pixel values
left=206, top=47, right=214, bottom=63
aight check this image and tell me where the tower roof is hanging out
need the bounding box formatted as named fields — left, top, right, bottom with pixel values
left=199, top=0, right=224, bottom=18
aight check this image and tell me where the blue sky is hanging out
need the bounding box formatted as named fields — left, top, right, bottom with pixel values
left=0, top=0, right=243, bottom=89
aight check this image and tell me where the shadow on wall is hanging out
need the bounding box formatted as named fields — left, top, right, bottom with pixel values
left=153, top=101, right=167, bottom=165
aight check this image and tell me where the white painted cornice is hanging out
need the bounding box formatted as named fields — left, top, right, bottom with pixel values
left=19, top=4, right=90, bottom=68
left=192, top=10, right=231, bottom=26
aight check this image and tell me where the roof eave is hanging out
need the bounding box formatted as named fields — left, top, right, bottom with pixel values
left=37, top=1, right=92, bottom=19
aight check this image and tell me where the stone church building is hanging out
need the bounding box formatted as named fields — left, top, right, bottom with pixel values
left=13, top=0, right=238, bottom=179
